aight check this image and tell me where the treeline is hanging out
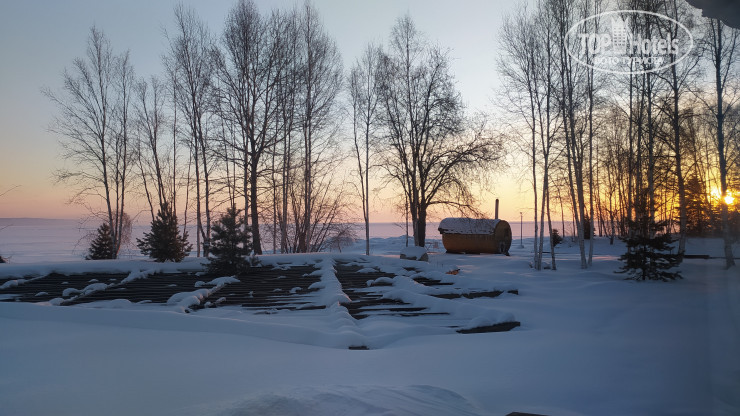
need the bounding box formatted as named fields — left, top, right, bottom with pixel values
left=47, top=1, right=504, bottom=259
left=498, top=0, right=739, bottom=273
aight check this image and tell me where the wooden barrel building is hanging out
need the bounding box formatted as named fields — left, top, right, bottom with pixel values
left=438, top=218, right=512, bottom=254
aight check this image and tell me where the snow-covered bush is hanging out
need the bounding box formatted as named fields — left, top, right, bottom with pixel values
left=400, top=246, right=428, bottom=261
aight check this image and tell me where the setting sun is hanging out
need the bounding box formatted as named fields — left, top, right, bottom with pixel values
left=725, top=193, right=736, bottom=206
left=710, top=188, right=736, bottom=205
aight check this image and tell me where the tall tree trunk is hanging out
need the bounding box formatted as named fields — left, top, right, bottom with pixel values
left=172, top=87, right=178, bottom=216
left=672, top=65, right=687, bottom=261
left=250, top=158, right=262, bottom=254
left=365, top=117, right=370, bottom=256
left=199, top=132, right=211, bottom=257
left=712, top=21, right=736, bottom=268
left=282, top=132, right=290, bottom=253
left=193, top=140, right=202, bottom=257
left=532, top=105, right=540, bottom=270
left=538, top=168, right=547, bottom=269
left=416, top=206, right=427, bottom=249
left=547, top=183, right=556, bottom=270
left=272, top=142, right=278, bottom=255
left=647, top=71, right=656, bottom=240
left=587, top=70, right=595, bottom=267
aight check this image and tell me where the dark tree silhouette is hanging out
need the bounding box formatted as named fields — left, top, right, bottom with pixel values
left=376, top=15, right=503, bottom=247
left=619, top=192, right=682, bottom=282
left=87, top=223, right=116, bottom=260
left=137, top=202, right=192, bottom=262
left=207, top=206, right=253, bottom=276
left=550, top=229, right=563, bottom=247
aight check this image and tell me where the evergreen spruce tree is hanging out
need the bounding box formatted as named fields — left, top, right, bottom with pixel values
left=582, top=216, right=592, bottom=240
left=87, top=223, right=115, bottom=260
left=207, top=206, right=253, bottom=276
left=551, top=229, right=563, bottom=247
left=619, top=216, right=681, bottom=281
left=684, top=174, right=709, bottom=237
left=137, top=202, right=192, bottom=262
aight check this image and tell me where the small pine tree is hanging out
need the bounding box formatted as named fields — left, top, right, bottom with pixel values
left=207, top=206, right=253, bottom=276
left=137, top=202, right=192, bottom=262
left=684, top=174, right=709, bottom=237
left=582, top=216, right=592, bottom=240
left=619, top=216, right=681, bottom=281
left=87, top=222, right=115, bottom=260
left=551, top=229, right=563, bottom=246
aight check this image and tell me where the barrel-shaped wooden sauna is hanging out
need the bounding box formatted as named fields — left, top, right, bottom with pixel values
left=438, top=218, right=512, bottom=254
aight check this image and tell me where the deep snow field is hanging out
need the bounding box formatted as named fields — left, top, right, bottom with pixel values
left=1, top=236, right=739, bottom=416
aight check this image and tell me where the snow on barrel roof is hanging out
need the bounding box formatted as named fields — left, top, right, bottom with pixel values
left=438, top=218, right=500, bottom=235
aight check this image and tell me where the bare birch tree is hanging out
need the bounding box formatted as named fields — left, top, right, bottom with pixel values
left=499, top=2, right=561, bottom=270
left=377, top=15, right=504, bottom=247
left=135, top=75, right=175, bottom=221
left=652, top=0, right=701, bottom=261
left=214, top=0, right=288, bottom=254
left=701, top=18, right=739, bottom=268
left=273, top=8, right=302, bottom=253
left=552, top=0, right=594, bottom=268
left=165, top=5, right=215, bottom=256
left=46, top=27, right=133, bottom=258
left=348, top=44, right=380, bottom=255
left=295, top=2, right=343, bottom=252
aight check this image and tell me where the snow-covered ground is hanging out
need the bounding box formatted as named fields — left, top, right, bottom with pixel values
left=0, top=236, right=738, bottom=415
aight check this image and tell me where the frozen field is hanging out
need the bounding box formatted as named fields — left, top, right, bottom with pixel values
left=0, top=219, right=451, bottom=263
left=0, top=236, right=738, bottom=415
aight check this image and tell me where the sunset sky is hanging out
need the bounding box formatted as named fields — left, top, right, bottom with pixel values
left=0, top=0, right=540, bottom=223
left=12, top=0, right=728, bottom=223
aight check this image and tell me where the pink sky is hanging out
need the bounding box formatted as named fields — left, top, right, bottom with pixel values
left=0, top=0, right=532, bottom=222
